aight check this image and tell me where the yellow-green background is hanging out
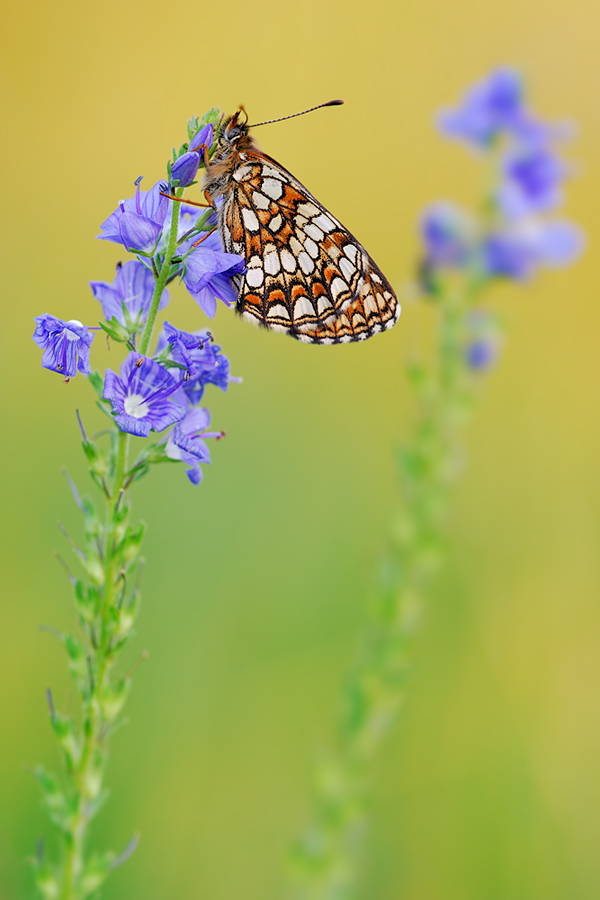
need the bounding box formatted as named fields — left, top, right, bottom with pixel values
left=2, top=0, right=600, bottom=897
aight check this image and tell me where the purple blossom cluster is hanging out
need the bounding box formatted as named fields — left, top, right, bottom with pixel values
left=420, top=69, right=584, bottom=284
left=32, top=110, right=244, bottom=486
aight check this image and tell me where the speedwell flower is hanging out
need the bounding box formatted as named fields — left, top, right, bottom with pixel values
left=170, top=124, right=214, bottom=188
left=161, top=321, right=207, bottom=370
left=171, top=152, right=201, bottom=189
left=156, top=324, right=234, bottom=405
left=438, top=68, right=525, bottom=148
left=483, top=218, right=583, bottom=280
left=464, top=311, right=501, bottom=371
left=33, top=315, right=94, bottom=378
left=421, top=70, right=584, bottom=286
left=103, top=352, right=186, bottom=437
left=188, top=123, right=213, bottom=154
left=181, top=230, right=245, bottom=318
left=420, top=202, right=476, bottom=268
left=90, top=260, right=168, bottom=331
left=165, top=407, right=223, bottom=485
left=97, top=177, right=170, bottom=254
left=498, top=145, right=567, bottom=219
left=182, top=336, right=233, bottom=405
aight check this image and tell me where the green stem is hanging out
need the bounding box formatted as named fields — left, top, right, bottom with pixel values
left=138, top=188, right=183, bottom=356
left=290, top=283, right=482, bottom=900
left=59, top=433, right=129, bottom=900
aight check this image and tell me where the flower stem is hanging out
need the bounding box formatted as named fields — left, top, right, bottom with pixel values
left=57, top=431, right=131, bottom=900
left=290, top=281, right=485, bottom=900
left=139, top=188, right=183, bottom=356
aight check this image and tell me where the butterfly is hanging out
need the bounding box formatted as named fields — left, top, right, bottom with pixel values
left=202, top=101, right=400, bottom=345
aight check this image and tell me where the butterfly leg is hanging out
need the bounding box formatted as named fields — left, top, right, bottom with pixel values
left=159, top=192, right=212, bottom=208
left=191, top=226, right=218, bottom=249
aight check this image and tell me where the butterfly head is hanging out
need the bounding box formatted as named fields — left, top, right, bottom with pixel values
left=218, top=108, right=250, bottom=147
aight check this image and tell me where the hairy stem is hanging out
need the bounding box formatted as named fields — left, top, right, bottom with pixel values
left=59, top=432, right=129, bottom=900
left=139, top=189, right=183, bottom=356
left=290, top=283, right=483, bottom=900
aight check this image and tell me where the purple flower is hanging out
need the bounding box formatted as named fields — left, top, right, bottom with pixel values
left=171, top=152, right=200, bottom=188
left=189, top=123, right=213, bottom=154
left=170, top=124, right=214, bottom=188
left=33, top=315, right=94, bottom=378
left=103, top=352, right=186, bottom=437
left=161, top=321, right=207, bottom=370
left=464, top=312, right=501, bottom=371
left=498, top=146, right=567, bottom=219
left=165, top=407, right=224, bottom=485
left=90, top=260, right=167, bottom=330
left=483, top=219, right=584, bottom=280
left=182, top=231, right=245, bottom=318
left=97, top=178, right=170, bottom=253
left=184, top=338, right=233, bottom=405
left=466, top=340, right=496, bottom=369
left=156, top=324, right=234, bottom=405
left=438, top=69, right=525, bottom=147
left=421, top=202, right=476, bottom=267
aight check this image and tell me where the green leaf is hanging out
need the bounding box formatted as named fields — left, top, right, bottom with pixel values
left=34, top=767, right=69, bottom=832
left=99, top=317, right=130, bottom=343
left=88, top=370, right=105, bottom=400
left=101, top=676, right=131, bottom=723
left=79, top=850, right=114, bottom=898
left=120, top=522, right=146, bottom=565
left=82, top=438, right=108, bottom=478
left=187, top=114, right=200, bottom=141
left=30, top=857, right=60, bottom=900
left=64, top=634, right=88, bottom=694
left=75, top=581, right=99, bottom=624
left=199, top=106, right=222, bottom=130
left=50, top=713, right=81, bottom=770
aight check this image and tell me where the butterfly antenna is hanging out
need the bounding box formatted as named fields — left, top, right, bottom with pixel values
left=248, top=99, right=344, bottom=128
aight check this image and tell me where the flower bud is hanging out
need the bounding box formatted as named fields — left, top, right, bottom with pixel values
left=189, top=123, right=214, bottom=154
left=170, top=151, right=201, bottom=188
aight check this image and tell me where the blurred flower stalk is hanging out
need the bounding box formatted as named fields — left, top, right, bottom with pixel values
left=290, top=70, right=583, bottom=900
left=31, top=110, right=243, bottom=900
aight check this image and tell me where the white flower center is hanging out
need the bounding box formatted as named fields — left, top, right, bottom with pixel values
left=124, top=393, right=150, bottom=419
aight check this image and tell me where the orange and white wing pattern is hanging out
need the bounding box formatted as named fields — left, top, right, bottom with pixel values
left=219, top=152, right=400, bottom=345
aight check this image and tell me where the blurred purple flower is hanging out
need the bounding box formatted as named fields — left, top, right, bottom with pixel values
left=422, top=70, right=585, bottom=286
left=421, top=202, right=476, bottom=267
left=103, top=352, right=186, bottom=437
left=33, top=315, right=94, bottom=378
left=498, top=145, right=567, bottom=219
left=483, top=219, right=584, bottom=280
left=438, top=69, right=525, bottom=147
left=464, top=311, right=501, bottom=371
left=90, top=260, right=167, bottom=330
left=97, top=177, right=170, bottom=253
left=466, top=340, right=497, bottom=369
left=165, top=407, right=224, bottom=485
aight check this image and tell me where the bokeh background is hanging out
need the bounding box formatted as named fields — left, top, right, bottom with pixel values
left=2, top=0, right=600, bottom=897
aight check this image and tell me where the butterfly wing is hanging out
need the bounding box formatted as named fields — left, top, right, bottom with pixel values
left=218, top=151, right=400, bottom=344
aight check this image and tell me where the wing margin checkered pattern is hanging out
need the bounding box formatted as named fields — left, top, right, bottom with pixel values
left=216, top=150, right=400, bottom=344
